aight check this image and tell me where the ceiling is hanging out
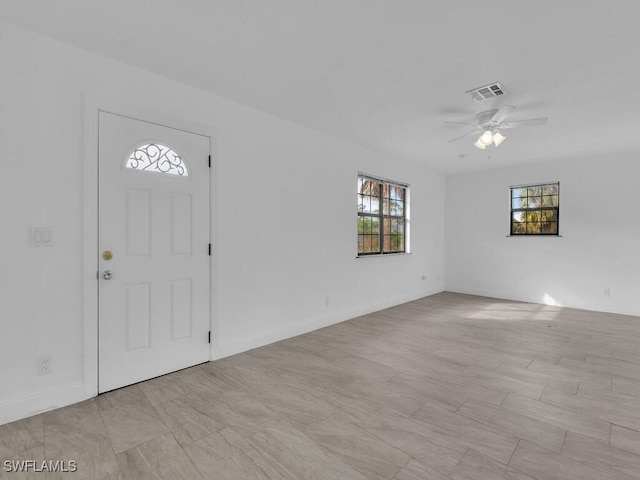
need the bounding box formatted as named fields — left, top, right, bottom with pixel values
left=2, top=0, right=639, bottom=174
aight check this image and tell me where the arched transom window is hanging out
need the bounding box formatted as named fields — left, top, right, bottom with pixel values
left=126, top=143, right=188, bottom=176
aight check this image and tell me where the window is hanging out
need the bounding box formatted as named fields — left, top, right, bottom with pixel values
left=126, top=143, right=188, bottom=176
left=510, top=182, right=559, bottom=235
left=357, top=173, right=409, bottom=255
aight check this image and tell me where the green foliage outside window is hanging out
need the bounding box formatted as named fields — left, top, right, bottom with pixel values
left=511, top=183, right=559, bottom=235
left=358, top=174, right=407, bottom=255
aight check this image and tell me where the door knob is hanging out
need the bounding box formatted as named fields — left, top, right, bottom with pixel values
left=102, top=270, right=113, bottom=280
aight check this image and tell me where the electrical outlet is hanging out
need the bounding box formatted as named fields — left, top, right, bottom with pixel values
left=37, top=354, right=52, bottom=375
left=604, top=288, right=611, bottom=297
left=421, top=275, right=427, bottom=281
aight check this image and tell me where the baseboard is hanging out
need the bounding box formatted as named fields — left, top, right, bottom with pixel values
left=445, top=285, right=640, bottom=317
left=216, top=288, right=443, bottom=360
left=0, top=382, right=92, bottom=426
left=0, top=288, right=444, bottom=425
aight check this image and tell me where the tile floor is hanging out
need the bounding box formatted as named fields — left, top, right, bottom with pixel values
left=1, top=292, right=640, bottom=479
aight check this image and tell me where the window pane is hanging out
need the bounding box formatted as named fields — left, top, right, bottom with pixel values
left=512, top=211, right=525, bottom=222
left=543, top=184, right=559, bottom=195
left=391, top=235, right=402, bottom=252
left=360, top=196, right=370, bottom=213
left=360, top=179, right=379, bottom=196
left=527, top=223, right=541, bottom=234
left=359, top=216, right=381, bottom=236
left=527, top=186, right=541, bottom=197
left=383, top=234, right=404, bottom=253
left=363, top=234, right=379, bottom=253
left=541, top=210, right=557, bottom=222
left=512, top=198, right=526, bottom=209
left=391, top=200, right=403, bottom=216
left=371, top=197, right=380, bottom=214
left=389, top=186, right=405, bottom=201
left=383, top=199, right=390, bottom=215
left=512, top=188, right=526, bottom=198
left=526, top=210, right=537, bottom=222
left=542, top=222, right=558, bottom=234
left=358, top=235, right=364, bottom=252
left=371, top=235, right=380, bottom=253
left=383, top=218, right=391, bottom=234
left=362, top=235, right=371, bottom=253
left=528, top=196, right=542, bottom=208
left=512, top=222, right=526, bottom=234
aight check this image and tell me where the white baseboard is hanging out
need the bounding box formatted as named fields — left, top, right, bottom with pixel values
left=0, top=383, right=92, bottom=426
left=445, top=285, right=640, bottom=317
left=1, top=288, right=444, bottom=425
left=216, top=288, right=443, bottom=360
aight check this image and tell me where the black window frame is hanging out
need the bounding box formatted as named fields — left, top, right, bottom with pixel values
left=357, top=173, right=409, bottom=256
left=510, top=182, right=560, bottom=236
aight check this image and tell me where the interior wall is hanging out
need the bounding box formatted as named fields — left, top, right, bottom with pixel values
left=445, top=151, right=640, bottom=317
left=0, top=23, right=445, bottom=424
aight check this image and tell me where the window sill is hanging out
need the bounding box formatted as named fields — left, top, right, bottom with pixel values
left=356, top=252, right=412, bottom=258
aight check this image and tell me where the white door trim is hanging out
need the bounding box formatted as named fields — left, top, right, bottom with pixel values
left=83, top=94, right=218, bottom=398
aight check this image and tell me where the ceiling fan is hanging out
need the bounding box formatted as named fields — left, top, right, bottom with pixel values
left=445, top=105, right=548, bottom=149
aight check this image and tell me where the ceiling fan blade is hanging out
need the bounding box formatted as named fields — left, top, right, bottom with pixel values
left=500, top=117, right=548, bottom=128
left=448, top=129, right=481, bottom=143
left=444, top=121, right=478, bottom=127
left=490, top=105, right=516, bottom=125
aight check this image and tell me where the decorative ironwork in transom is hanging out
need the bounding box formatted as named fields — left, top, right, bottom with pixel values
left=126, top=143, right=188, bottom=176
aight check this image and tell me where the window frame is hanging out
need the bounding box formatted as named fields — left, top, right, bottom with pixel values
left=357, top=173, right=409, bottom=256
left=510, top=181, right=560, bottom=236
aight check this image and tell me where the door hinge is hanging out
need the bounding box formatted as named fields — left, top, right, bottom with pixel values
left=208, top=331, right=211, bottom=344
left=208, top=155, right=211, bottom=168
left=208, top=243, right=211, bottom=256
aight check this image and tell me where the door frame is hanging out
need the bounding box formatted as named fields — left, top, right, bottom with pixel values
left=83, top=94, right=218, bottom=398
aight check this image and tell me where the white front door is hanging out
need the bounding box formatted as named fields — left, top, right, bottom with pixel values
left=98, top=111, right=210, bottom=393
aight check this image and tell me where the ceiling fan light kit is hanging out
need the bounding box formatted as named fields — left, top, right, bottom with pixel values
left=445, top=103, right=548, bottom=149
left=473, top=130, right=506, bottom=150
left=474, top=138, right=486, bottom=150
left=471, top=127, right=506, bottom=150
left=480, top=130, right=494, bottom=145
left=493, top=131, right=507, bottom=146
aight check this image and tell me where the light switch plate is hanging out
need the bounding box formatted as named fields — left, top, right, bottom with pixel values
left=30, top=227, right=54, bottom=247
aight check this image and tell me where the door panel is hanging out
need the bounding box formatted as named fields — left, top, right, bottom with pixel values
left=98, top=111, right=210, bottom=393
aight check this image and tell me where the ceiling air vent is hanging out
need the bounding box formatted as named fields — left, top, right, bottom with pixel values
left=466, top=82, right=506, bottom=102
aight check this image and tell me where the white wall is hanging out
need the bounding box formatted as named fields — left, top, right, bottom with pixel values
left=0, top=23, right=445, bottom=424
left=445, top=151, right=640, bottom=317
